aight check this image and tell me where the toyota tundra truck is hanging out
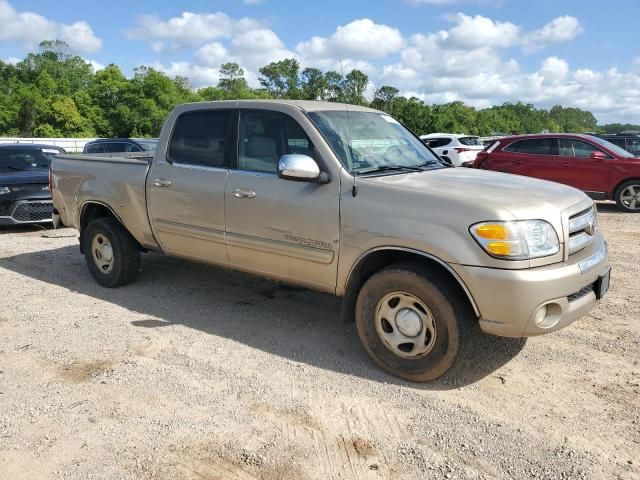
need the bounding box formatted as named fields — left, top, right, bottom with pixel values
left=50, top=100, right=610, bottom=381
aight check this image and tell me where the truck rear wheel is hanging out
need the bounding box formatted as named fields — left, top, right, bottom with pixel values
left=355, top=263, right=471, bottom=382
left=83, top=217, right=141, bottom=287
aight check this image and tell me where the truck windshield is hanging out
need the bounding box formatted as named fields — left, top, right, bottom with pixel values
left=308, top=111, right=444, bottom=175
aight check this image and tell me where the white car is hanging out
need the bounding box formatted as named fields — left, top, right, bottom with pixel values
left=419, top=133, right=484, bottom=166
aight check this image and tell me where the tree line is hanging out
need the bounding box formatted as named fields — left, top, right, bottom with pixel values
left=0, top=41, right=636, bottom=139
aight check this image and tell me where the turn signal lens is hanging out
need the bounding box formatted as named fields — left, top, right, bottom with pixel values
left=475, top=224, right=508, bottom=240
left=470, top=220, right=560, bottom=260
left=487, top=242, right=511, bottom=256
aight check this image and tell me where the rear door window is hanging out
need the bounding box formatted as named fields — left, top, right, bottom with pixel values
left=104, top=143, right=127, bottom=153
left=503, top=138, right=557, bottom=155
left=426, top=138, right=451, bottom=148
left=168, top=110, right=230, bottom=168
left=458, top=137, right=482, bottom=146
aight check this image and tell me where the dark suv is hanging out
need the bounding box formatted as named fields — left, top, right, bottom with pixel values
left=83, top=138, right=157, bottom=154
left=596, top=134, right=640, bottom=156
left=0, top=144, right=65, bottom=225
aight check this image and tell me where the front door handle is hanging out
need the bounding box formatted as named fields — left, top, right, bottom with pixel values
left=232, top=188, right=256, bottom=199
left=153, top=178, right=172, bottom=187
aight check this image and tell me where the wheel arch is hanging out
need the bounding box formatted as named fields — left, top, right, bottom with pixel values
left=612, top=177, right=640, bottom=200
left=340, top=247, right=480, bottom=324
left=79, top=201, right=140, bottom=253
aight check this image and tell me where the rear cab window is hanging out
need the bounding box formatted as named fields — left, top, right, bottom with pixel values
left=168, top=110, right=231, bottom=168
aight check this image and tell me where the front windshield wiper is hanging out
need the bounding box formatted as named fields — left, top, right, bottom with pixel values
left=356, top=160, right=447, bottom=175
left=356, top=165, right=427, bottom=175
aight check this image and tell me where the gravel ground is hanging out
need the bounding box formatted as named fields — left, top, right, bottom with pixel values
left=0, top=202, right=638, bottom=480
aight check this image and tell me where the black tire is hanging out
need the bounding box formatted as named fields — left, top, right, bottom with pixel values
left=82, top=217, right=141, bottom=287
left=355, top=263, right=474, bottom=382
left=614, top=180, right=640, bottom=213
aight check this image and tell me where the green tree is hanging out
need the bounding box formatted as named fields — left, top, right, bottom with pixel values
left=372, top=85, right=400, bottom=112
left=324, top=71, right=344, bottom=102
left=300, top=67, right=327, bottom=100
left=218, top=62, right=250, bottom=97
left=258, top=58, right=300, bottom=98
left=343, top=69, right=368, bottom=105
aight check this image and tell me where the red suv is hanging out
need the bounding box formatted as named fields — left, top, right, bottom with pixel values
left=475, top=134, right=640, bottom=212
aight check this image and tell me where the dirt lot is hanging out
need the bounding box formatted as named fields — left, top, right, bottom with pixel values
left=0, top=202, right=638, bottom=480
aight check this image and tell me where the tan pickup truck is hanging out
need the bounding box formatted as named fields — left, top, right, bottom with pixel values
left=51, top=100, right=610, bottom=381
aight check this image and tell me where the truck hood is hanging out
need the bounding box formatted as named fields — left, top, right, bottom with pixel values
left=362, top=166, right=590, bottom=220
left=0, top=169, right=49, bottom=185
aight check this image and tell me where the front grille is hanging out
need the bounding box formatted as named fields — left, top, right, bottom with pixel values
left=568, top=207, right=596, bottom=256
left=12, top=201, right=53, bottom=223
left=567, top=283, right=594, bottom=302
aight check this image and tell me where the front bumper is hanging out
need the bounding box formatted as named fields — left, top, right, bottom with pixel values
left=0, top=192, right=53, bottom=225
left=451, top=236, right=610, bottom=337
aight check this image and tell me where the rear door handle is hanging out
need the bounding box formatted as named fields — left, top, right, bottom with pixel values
left=232, top=188, right=256, bottom=199
left=153, top=178, right=171, bottom=187
left=560, top=162, right=570, bottom=167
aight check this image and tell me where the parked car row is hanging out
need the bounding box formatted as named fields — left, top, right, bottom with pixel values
left=0, top=138, right=157, bottom=226
left=419, top=133, right=484, bottom=166
left=0, top=143, right=65, bottom=225
left=473, top=133, right=640, bottom=212
left=83, top=138, right=158, bottom=153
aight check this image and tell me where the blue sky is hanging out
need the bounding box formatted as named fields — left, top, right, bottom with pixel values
left=1, top=0, right=639, bottom=123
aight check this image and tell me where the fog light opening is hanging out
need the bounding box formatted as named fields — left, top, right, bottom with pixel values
left=533, top=303, right=561, bottom=329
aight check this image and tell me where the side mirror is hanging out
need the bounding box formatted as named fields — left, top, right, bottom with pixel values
left=591, top=151, right=607, bottom=160
left=278, top=154, right=324, bottom=182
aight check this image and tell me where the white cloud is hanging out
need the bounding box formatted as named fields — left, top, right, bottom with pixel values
left=441, top=13, right=520, bottom=49
left=297, top=18, right=404, bottom=62
left=60, top=21, right=102, bottom=53
left=0, top=0, right=101, bottom=52
left=135, top=8, right=638, bottom=123
left=539, top=56, right=569, bottom=85
left=129, top=12, right=234, bottom=49
left=523, top=15, right=583, bottom=53
left=85, top=59, right=105, bottom=72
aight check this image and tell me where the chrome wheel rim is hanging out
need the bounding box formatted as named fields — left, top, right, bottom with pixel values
left=375, top=291, right=437, bottom=359
left=91, top=233, right=114, bottom=274
left=620, top=185, right=640, bottom=210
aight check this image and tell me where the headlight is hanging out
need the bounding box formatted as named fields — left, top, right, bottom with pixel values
left=0, top=186, right=10, bottom=195
left=470, top=220, right=560, bottom=260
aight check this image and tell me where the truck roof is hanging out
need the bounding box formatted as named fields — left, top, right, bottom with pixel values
left=176, top=99, right=382, bottom=114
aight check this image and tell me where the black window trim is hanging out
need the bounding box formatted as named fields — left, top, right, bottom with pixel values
left=165, top=108, right=234, bottom=170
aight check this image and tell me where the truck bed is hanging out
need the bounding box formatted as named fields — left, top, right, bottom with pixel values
left=51, top=152, right=159, bottom=250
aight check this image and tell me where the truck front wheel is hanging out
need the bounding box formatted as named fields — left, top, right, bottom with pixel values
left=82, top=217, right=141, bottom=287
left=355, top=264, right=471, bottom=382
